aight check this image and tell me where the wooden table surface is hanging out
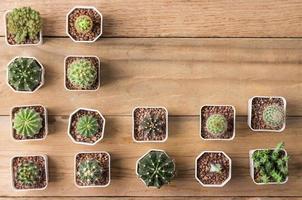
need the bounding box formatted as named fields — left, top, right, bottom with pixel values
left=0, top=1, right=302, bottom=199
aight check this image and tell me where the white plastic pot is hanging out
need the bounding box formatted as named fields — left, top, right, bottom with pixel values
left=248, top=96, right=286, bottom=132
left=74, top=151, right=110, bottom=188
left=200, top=104, right=236, bottom=141
left=195, top=151, right=232, bottom=187
left=10, top=104, right=48, bottom=142
left=64, top=55, right=100, bottom=91
left=132, top=106, right=168, bottom=143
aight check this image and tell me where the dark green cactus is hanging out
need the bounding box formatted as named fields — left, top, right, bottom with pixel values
left=8, top=57, right=43, bottom=92
left=76, top=115, right=99, bottom=137
left=77, top=159, right=104, bottom=185
left=262, top=105, right=284, bottom=128
left=75, top=15, right=93, bottom=33
left=17, top=162, right=40, bottom=186
left=139, top=114, right=165, bottom=138
left=137, top=150, right=175, bottom=188
left=206, top=114, right=228, bottom=136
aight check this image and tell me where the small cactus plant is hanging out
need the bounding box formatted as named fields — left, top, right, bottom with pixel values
left=206, top=114, right=228, bottom=136
left=13, top=108, right=42, bottom=138
left=262, top=105, right=284, bottom=128
left=75, top=15, right=93, bottom=33
left=137, top=150, right=175, bottom=188
left=17, top=162, right=40, bottom=186
left=77, top=159, right=104, bottom=185
left=7, top=7, right=42, bottom=44
left=8, top=57, right=43, bottom=92
left=67, top=59, right=97, bottom=89
left=76, top=115, right=99, bottom=137
left=139, top=114, right=165, bottom=138
left=209, top=163, right=222, bottom=173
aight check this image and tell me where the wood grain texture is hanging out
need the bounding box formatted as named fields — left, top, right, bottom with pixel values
left=1, top=198, right=302, bottom=200
left=0, top=0, right=302, bottom=37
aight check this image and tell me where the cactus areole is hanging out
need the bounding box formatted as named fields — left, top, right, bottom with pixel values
left=206, top=114, right=228, bottom=136
left=262, top=105, right=284, bottom=128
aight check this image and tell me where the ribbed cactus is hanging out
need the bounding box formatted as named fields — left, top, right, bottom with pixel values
left=137, top=150, right=175, bottom=188
left=76, top=115, right=99, bottom=137
left=262, top=105, right=284, bottom=128
left=67, top=59, right=97, bottom=89
left=139, top=114, right=165, bottom=138
left=13, top=108, right=42, bottom=138
left=17, top=162, right=40, bottom=185
left=75, top=15, right=93, bottom=33
left=77, top=159, right=104, bottom=185
left=206, top=114, right=228, bottom=136
left=7, top=7, right=42, bottom=44
left=8, top=57, right=43, bottom=92
left=209, top=163, right=222, bottom=173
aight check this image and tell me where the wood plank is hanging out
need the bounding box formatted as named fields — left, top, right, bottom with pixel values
left=1, top=198, right=302, bottom=200
left=0, top=116, right=301, bottom=196
left=0, top=38, right=301, bottom=116
left=0, top=0, right=302, bottom=37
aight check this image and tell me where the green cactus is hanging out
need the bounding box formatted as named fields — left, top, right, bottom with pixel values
left=137, top=150, right=175, bottom=188
left=262, top=105, right=284, bottom=128
left=209, top=163, right=222, bottom=173
left=76, top=115, right=99, bottom=137
left=17, top=162, right=40, bottom=186
left=75, top=15, right=93, bottom=33
left=77, top=159, right=104, bottom=185
left=13, top=108, right=42, bottom=138
left=206, top=114, right=228, bottom=136
left=139, top=114, right=165, bottom=138
left=8, top=57, right=43, bottom=92
left=7, top=7, right=42, bottom=44
left=67, top=59, right=97, bottom=89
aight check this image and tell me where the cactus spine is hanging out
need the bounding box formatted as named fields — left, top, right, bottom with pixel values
left=77, top=159, right=104, bottom=185
left=262, top=105, right=284, bottom=128
left=139, top=114, right=165, bottom=138
left=76, top=115, right=99, bottom=137
left=75, top=15, right=93, bottom=33
left=17, top=162, right=40, bottom=186
left=206, top=114, right=228, bottom=136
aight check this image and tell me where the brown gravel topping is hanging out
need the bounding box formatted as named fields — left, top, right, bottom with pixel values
left=133, top=107, right=167, bottom=141
left=12, top=105, right=47, bottom=140
left=251, top=97, right=285, bottom=130
left=75, top=152, right=110, bottom=186
left=200, top=105, right=234, bottom=139
left=196, top=152, right=230, bottom=185
left=12, top=156, right=47, bottom=190
left=67, top=8, right=102, bottom=41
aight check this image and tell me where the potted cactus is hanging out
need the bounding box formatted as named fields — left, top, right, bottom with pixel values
left=64, top=55, right=100, bottom=91
left=7, top=57, right=44, bottom=93
left=132, top=107, right=168, bottom=142
left=195, top=151, right=232, bottom=187
left=75, top=151, right=110, bottom=188
left=11, top=105, right=48, bottom=141
left=5, top=7, right=42, bottom=46
left=11, top=154, right=48, bottom=190
left=66, top=6, right=103, bottom=42
left=200, top=105, right=235, bottom=140
left=136, top=149, right=175, bottom=188
left=249, top=142, right=289, bottom=185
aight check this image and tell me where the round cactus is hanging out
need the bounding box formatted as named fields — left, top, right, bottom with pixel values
left=13, top=108, right=43, bottom=138
left=137, top=150, right=175, bottom=188
left=7, top=7, right=42, bottom=44
left=17, top=162, right=40, bottom=185
left=139, top=114, right=165, bottom=138
left=67, top=59, right=97, bottom=89
left=8, top=57, right=43, bottom=92
left=75, top=15, right=93, bottom=33
left=206, top=114, right=228, bottom=136
left=76, top=115, right=99, bottom=137
left=77, top=159, right=104, bottom=185
left=262, top=105, right=284, bottom=128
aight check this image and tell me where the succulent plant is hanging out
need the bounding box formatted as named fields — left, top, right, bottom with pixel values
left=13, top=108, right=43, bottom=138
left=67, top=59, right=97, bottom=89
left=8, top=57, right=43, bottom=92
left=262, top=105, right=284, bottom=128
left=17, top=162, right=40, bottom=186
left=139, top=114, right=165, bottom=138
left=206, top=114, right=228, bottom=136
left=77, top=159, right=104, bottom=185
left=252, top=142, right=289, bottom=183
left=75, top=15, right=93, bottom=33
left=137, top=150, right=175, bottom=188
left=76, top=115, right=99, bottom=137
left=209, top=163, right=222, bottom=173
left=7, top=7, right=42, bottom=44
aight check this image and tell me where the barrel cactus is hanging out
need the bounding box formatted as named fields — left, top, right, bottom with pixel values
left=77, top=159, right=104, bottom=185
left=206, top=114, right=228, bottom=136
left=17, top=162, right=40, bottom=186
left=76, top=115, right=99, bottom=137
left=139, top=114, right=165, bottom=138
left=75, top=15, right=93, bottom=33
left=262, top=105, right=284, bottom=128
left=137, top=150, right=175, bottom=188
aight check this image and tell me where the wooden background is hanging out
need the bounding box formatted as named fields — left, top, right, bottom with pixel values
left=0, top=0, right=302, bottom=199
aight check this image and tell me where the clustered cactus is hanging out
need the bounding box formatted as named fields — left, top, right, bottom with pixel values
left=139, top=114, right=165, bottom=138
left=75, top=15, right=93, bottom=34
left=209, top=163, right=222, bottom=173
left=77, top=159, right=104, bottom=185
left=8, top=57, right=43, bottom=92
left=252, top=142, right=289, bottom=184
left=76, top=115, right=99, bottom=137
left=7, top=7, right=42, bottom=44
left=206, top=114, right=228, bottom=136
left=17, top=162, right=40, bottom=186
left=137, top=150, right=175, bottom=188
left=262, top=105, right=284, bottom=128
left=13, top=108, right=42, bottom=138
left=67, top=59, right=97, bottom=89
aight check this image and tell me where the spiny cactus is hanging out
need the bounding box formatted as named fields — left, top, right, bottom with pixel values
left=13, top=108, right=42, bottom=138
left=209, top=163, right=222, bottom=173
left=206, top=114, right=228, bottom=136
left=7, top=7, right=42, bottom=44
left=137, top=150, right=175, bottom=188
left=77, top=159, right=104, bottom=185
left=67, top=59, right=97, bottom=89
left=76, top=115, right=99, bottom=137
left=8, top=57, right=43, bottom=92
left=75, top=15, right=93, bottom=33
left=262, top=105, right=284, bottom=128
left=139, top=114, right=165, bottom=138
left=17, top=162, right=40, bottom=185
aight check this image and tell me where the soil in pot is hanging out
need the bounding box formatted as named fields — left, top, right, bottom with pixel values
left=133, top=108, right=167, bottom=141
left=75, top=152, right=110, bottom=186
left=200, top=106, right=234, bottom=139
left=12, top=156, right=47, bottom=190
